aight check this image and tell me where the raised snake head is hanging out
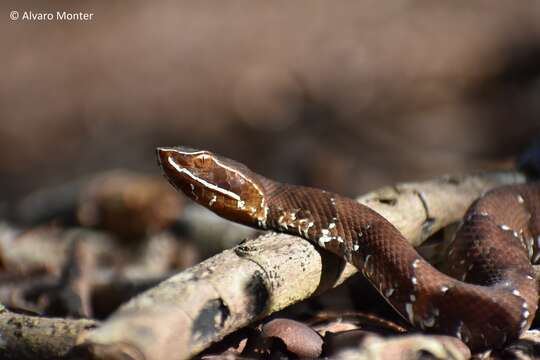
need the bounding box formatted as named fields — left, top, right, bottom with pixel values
left=156, top=146, right=268, bottom=227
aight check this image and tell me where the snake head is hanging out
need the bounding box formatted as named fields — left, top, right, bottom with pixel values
left=156, top=146, right=268, bottom=227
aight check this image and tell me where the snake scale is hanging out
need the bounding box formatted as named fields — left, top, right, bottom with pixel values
left=156, top=146, right=539, bottom=353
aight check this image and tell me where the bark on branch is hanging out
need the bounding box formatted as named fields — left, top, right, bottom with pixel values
left=77, top=171, right=527, bottom=360
left=0, top=306, right=98, bottom=360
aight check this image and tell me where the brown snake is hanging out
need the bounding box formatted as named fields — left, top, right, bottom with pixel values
left=156, top=146, right=539, bottom=353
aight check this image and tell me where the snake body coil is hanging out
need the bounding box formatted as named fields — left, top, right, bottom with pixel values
left=156, top=146, right=539, bottom=352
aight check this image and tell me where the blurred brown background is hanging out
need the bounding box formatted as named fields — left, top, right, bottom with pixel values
left=2, top=0, right=540, bottom=207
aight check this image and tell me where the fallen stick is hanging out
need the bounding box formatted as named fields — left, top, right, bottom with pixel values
left=78, top=170, right=527, bottom=360
left=0, top=306, right=98, bottom=360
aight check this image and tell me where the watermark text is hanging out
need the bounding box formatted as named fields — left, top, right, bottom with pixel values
left=10, top=10, right=94, bottom=22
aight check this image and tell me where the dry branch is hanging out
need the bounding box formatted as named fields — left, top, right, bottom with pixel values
left=78, top=170, right=527, bottom=360
left=0, top=306, right=98, bottom=360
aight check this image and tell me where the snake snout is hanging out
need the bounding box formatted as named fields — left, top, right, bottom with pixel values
left=156, top=147, right=182, bottom=183
left=156, top=146, right=207, bottom=193
left=156, top=147, right=170, bottom=170
left=156, top=147, right=166, bottom=167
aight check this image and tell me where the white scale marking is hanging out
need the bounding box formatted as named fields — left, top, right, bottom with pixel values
left=298, top=219, right=312, bottom=237
left=455, top=321, right=464, bottom=340
left=411, top=277, right=417, bottom=285
left=523, top=301, right=531, bottom=326
left=512, top=289, right=521, bottom=297
left=533, top=250, right=540, bottom=264
left=208, top=195, right=217, bottom=206
left=517, top=195, right=525, bottom=204
left=167, top=149, right=208, bottom=156
left=500, top=224, right=511, bottom=231
left=385, top=287, right=395, bottom=297
left=364, top=254, right=371, bottom=264
left=423, top=315, right=436, bottom=328
left=441, top=285, right=449, bottom=293
left=257, top=206, right=269, bottom=229
left=277, top=215, right=286, bottom=228
left=364, top=254, right=373, bottom=276
left=168, top=157, right=241, bottom=201
left=405, top=303, right=415, bottom=323
left=213, top=155, right=268, bottom=224
left=412, top=259, right=420, bottom=268
left=260, top=205, right=269, bottom=227
left=353, top=244, right=360, bottom=251
left=318, top=234, right=333, bottom=247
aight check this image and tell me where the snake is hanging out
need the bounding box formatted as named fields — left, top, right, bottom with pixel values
left=156, top=146, right=539, bottom=353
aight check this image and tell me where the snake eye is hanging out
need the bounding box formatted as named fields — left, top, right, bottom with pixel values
left=193, top=153, right=211, bottom=168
